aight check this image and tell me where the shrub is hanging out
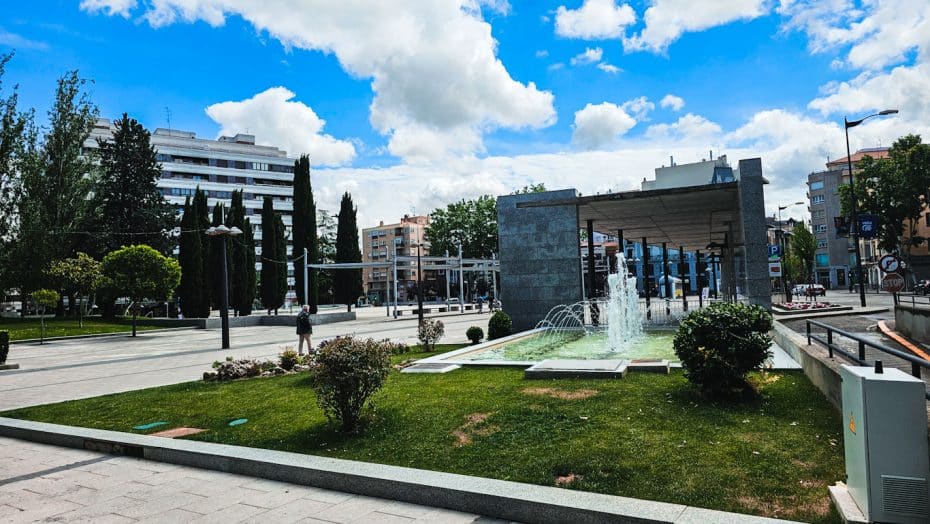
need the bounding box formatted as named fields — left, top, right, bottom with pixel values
left=0, top=331, right=8, bottom=364
left=309, top=336, right=391, bottom=432
left=417, top=319, right=445, bottom=351
left=488, top=311, right=512, bottom=340
left=674, top=302, right=773, bottom=397
left=380, top=339, right=409, bottom=355
left=212, top=358, right=263, bottom=381
left=279, top=348, right=299, bottom=371
left=466, top=326, right=484, bottom=345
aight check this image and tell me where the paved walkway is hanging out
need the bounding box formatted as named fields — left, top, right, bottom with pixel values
left=0, top=437, right=486, bottom=523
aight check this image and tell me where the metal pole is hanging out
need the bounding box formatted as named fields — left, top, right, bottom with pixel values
left=696, top=250, right=704, bottom=308
left=618, top=229, right=624, bottom=271
left=845, top=119, right=867, bottom=307
left=445, top=250, right=451, bottom=305
left=417, top=245, right=424, bottom=325
left=303, top=247, right=309, bottom=307
left=662, top=243, right=670, bottom=298
left=392, top=241, right=398, bottom=318
left=643, top=237, right=651, bottom=320
left=491, top=253, right=497, bottom=300
left=586, top=220, right=597, bottom=326
left=711, top=253, right=718, bottom=299
left=458, top=243, right=464, bottom=314
left=220, top=236, right=230, bottom=349
left=679, top=246, right=687, bottom=311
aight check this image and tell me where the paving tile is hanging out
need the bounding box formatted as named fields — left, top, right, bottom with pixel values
left=0, top=497, right=82, bottom=522
left=116, top=492, right=208, bottom=520
left=352, top=512, right=415, bottom=523
left=413, top=508, right=481, bottom=523
left=54, top=495, right=146, bottom=521
left=239, top=487, right=308, bottom=509
left=377, top=500, right=445, bottom=519
left=311, top=496, right=393, bottom=523
left=298, top=487, right=357, bottom=505
left=240, top=499, right=333, bottom=524
left=137, top=507, right=203, bottom=523
left=188, top=502, right=267, bottom=524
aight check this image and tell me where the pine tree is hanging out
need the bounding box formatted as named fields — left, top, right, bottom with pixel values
left=334, top=192, right=362, bottom=312
left=260, top=196, right=279, bottom=314
left=178, top=197, right=206, bottom=318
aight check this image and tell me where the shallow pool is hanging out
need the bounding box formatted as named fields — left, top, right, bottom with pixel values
left=456, top=330, right=678, bottom=362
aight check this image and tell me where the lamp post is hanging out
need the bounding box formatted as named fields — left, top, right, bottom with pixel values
left=778, top=202, right=804, bottom=302
left=205, top=224, right=242, bottom=349
left=844, top=109, right=898, bottom=306
left=412, top=241, right=429, bottom=325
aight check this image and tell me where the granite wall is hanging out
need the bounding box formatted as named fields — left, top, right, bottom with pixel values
left=737, top=158, right=773, bottom=309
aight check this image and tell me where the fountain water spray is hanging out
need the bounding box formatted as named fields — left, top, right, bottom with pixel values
left=605, top=252, right=643, bottom=350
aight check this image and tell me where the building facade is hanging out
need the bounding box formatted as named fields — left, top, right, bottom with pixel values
left=85, top=118, right=298, bottom=302
left=361, top=215, right=430, bottom=304
left=641, top=154, right=734, bottom=191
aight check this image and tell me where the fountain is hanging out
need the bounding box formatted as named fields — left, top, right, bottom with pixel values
left=605, top=253, right=643, bottom=350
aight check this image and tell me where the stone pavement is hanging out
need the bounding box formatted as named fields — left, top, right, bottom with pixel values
left=0, top=309, right=491, bottom=411
left=0, top=436, right=486, bottom=523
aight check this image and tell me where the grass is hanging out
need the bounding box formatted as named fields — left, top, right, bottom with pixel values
left=1, top=356, right=844, bottom=522
left=0, top=317, right=163, bottom=341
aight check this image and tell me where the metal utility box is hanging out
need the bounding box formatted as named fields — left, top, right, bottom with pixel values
left=841, top=365, right=930, bottom=523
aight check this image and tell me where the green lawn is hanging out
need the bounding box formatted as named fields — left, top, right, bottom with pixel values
left=1, top=359, right=844, bottom=522
left=0, top=317, right=163, bottom=341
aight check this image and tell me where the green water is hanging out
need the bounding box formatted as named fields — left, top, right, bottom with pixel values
left=461, top=331, right=678, bottom=362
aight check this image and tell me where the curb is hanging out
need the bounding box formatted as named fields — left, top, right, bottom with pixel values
left=0, top=417, right=796, bottom=524
left=9, top=326, right=198, bottom=345
left=877, top=320, right=930, bottom=362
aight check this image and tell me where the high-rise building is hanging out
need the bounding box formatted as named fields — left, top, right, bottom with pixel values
left=361, top=215, right=429, bottom=304
left=84, top=118, right=298, bottom=301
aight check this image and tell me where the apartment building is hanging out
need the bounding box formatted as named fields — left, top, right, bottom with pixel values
left=361, top=215, right=430, bottom=304
left=85, top=118, right=298, bottom=299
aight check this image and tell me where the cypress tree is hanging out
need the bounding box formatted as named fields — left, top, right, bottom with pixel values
left=241, top=217, right=257, bottom=315
left=228, top=190, right=248, bottom=316
left=274, top=213, right=288, bottom=309
left=260, top=196, right=279, bottom=314
left=193, top=187, right=211, bottom=313
left=209, top=202, right=231, bottom=309
left=178, top=197, right=206, bottom=318
left=292, top=155, right=309, bottom=305
left=307, top=170, right=319, bottom=313
left=334, top=192, right=362, bottom=312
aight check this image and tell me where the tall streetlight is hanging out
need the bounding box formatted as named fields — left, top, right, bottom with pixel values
left=205, top=224, right=242, bottom=349
left=778, top=202, right=804, bottom=302
left=845, top=109, right=898, bottom=306
left=412, top=241, right=429, bottom=325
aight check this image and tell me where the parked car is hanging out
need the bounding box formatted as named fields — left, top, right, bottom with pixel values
left=792, top=284, right=825, bottom=297
left=915, top=280, right=930, bottom=296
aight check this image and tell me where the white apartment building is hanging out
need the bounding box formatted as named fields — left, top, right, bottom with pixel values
left=85, top=118, right=297, bottom=296
left=641, top=154, right=735, bottom=191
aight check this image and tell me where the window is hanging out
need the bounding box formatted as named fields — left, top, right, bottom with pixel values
left=813, top=210, right=826, bottom=219
left=234, top=160, right=247, bottom=169
left=816, top=224, right=827, bottom=232
left=215, top=159, right=229, bottom=168
left=252, top=162, right=269, bottom=171
left=809, top=181, right=824, bottom=190
left=170, top=187, right=195, bottom=196
left=816, top=254, right=829, bottom=267
left=811, top=195, right=825, bottom=204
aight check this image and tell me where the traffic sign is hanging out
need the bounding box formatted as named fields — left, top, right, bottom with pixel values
left=768, top=245, right=781, bottom=259
left=768, top=261, right=782, bottom=277
left=878, top=255, right=901, bottom=273
left=881, top=272, right=905, bottom=293
left=858, top=214, right=879, bottom=238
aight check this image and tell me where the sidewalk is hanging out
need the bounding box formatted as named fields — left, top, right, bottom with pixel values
left=0, top=436, right=483, bottom=523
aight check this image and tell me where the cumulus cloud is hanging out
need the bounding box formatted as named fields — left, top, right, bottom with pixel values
left=0, top=29, right=49, bottom=50
left=572, top=97, right=654, bottom=149
left=82, top=0, right=556, bottom=162
left=205, top=87, right=356, bottom=166
left=659, top=94, right=685, bottom=111
left=79, top=0, right=136, bottom=18
left=645, top=113, right=721, bottom=143
left=570, top=47, right=603, bottom=65
left=597, top=62, right=621, bottom=73
left=624, top=0, right=768, bottom=53
left=555, top=0, right=636, bottom=39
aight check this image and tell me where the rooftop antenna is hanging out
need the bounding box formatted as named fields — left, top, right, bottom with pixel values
left=709, top=149, right=713, bottom=161
left=165, top=107, right=172, bottom=132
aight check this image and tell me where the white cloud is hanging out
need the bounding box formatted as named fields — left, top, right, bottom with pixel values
left=624, top=0, right=768, bottom=53
left=570, top=47, right=603, bottom=65
left=645, top=113, right=721, bottom=143
left=205, top=87, right=356, bottom=166
left=659, top=94, right=685, bottom=111
left=535, top=49, right=549, bottom=58
left=0, top=29, right=49, bottom=50
left=572, top=98, right=655, bottom=149
left=555, top=0, right=636, bottom=39
left=79, top=0, right=136, bottom=18
left=597, top=62, right=621, bottom=73
left=83, top=0, right=556, bottom=163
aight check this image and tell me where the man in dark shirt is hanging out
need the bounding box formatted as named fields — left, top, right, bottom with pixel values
left=296, top=305, right=313, bottom=356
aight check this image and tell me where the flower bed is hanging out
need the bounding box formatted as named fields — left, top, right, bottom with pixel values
left=774, top=302, right=835, bottom=311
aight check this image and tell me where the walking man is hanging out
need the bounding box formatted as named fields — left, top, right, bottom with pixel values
left=296, top=305, right=313, bottom=356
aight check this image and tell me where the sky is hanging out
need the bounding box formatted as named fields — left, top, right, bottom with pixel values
left=2, top=0, right=929, bottom=230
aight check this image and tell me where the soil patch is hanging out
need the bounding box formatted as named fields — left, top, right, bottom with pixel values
left=452, top=412, right=498, bottom=447
left=522, top=387, right=598, bottom=400
left=555, top=472, right=582, bottom=486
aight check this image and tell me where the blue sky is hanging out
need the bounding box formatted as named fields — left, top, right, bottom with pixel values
left=2, top=0, right=928, bottom=226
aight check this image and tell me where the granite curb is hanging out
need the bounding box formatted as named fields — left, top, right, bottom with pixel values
left=9, top=326, right=197, bottom=345
left=0, top=417, right=798, bottom=524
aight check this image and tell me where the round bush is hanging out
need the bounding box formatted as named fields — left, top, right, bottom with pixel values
left=279, top=349, right=299, bottom=371
left=466, top=326, right=484, bottom=345
left=488, top=311, right=512, bottom=340
left=673, top=302, right=773, bottom=397
left=417, top=319, right=445, bottom=351
left=309, top=336, right=391, bottom=432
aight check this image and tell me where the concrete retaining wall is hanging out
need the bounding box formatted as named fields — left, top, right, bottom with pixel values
left=200, top=312, right=355, bottom=329
left=895, top=305, right=930, bottom=343
left=771, top=322, right=843, bottom=409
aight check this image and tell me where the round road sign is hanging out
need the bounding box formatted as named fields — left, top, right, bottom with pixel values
left=881, top=272, right=905, bottom=293
left=879, top=255, right=901, bottom=273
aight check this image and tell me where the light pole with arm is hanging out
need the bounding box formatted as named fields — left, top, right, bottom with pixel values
left=205, top=224, right=242, bottom=349
left=778, top=202, right=804, bottom=302
left=844, top=109, right=898, bottom=306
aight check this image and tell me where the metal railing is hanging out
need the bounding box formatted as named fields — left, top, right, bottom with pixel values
left=806, top=319, right=930, bottom=399
left=900, top=294, right=930, bottom=308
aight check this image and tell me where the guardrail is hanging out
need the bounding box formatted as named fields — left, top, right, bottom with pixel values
left=900, top=294, right=930, bottom=307
left=806, top=319, right=930, bottom=399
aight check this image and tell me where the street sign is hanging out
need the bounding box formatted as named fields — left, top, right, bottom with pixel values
left=858, top=214, right=879, bottom=239
left=878, top=255, right=901, bottom=273
left=768, top=261, right=782, bottom=277
left=768, top=245, right=781, bottom=259
left=881, top=272, right=905, bottom=293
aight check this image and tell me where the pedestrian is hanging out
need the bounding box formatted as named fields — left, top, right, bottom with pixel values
left=477, top=296, right=484, bottom=313
left=296, top=305, right=313, bottom=356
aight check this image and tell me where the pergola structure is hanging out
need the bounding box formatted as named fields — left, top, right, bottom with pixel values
left=497, top=157, right=769, bottom=331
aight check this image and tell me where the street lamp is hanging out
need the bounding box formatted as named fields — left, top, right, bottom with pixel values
left=777, top=201, right=804, bottom=302
left=205, top=224, right=242, bottom=349
left=412, top=241, right=429, bottom=325
left=845, top=109, right=898, bottom=306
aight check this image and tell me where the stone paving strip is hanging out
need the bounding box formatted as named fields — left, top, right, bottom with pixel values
left=0, top=436, right=486, bottom=524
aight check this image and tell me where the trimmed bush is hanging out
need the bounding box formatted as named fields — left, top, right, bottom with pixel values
left=674, top=302, right=773, bottom=397
left=279, top=348, right=299, bottom=371
left=488, top=311, right=512, bottom=340
left=417, top=319, right=445, bottom=351
left=309, top=336, right=391, bottom=432
left=0, top=331, right=8, bottom=364
left=466, top=326, right=484, bottom=345
left=381, top=339, right=410, bottom=355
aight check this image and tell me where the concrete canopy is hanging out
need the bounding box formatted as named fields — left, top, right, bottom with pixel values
left=518, top=182, right=742, bottom=252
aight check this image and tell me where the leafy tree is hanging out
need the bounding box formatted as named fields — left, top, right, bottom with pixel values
left=0, top=53, right=32, bottom=291
left=334, top=192, right=362, bottom=311
left=789, top=223, right=816, bottom=286
left=47, top=252, right=101, bottom=327
left=512, top=182, right=546, bottom=194
left=316, top=208, right=337, bottom=302
left=100, top=244, right=181, bottom=337
left=83, top=113, right=176, bottom=258
left=32, top=289, right=60, bottom=345
left=178, top=197, right=207, bottom=318
left=260, top=196, right=286, bottom=314
left=228, top=190, right=255, bottom=316
left=426, top=195, right=497, bottom=259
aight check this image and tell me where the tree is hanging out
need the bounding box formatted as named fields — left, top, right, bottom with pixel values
left=789, top=223, right=816, bottom=286
left=334, top=192, right=362, bottom=312
left=292, top=155, right=318, bottom=306
left=83, top=113, right=176, bottom=259
left=47, top=253, right=101, bottom=327
left=316, top=208, right=337, bottom=302
left=260, top=196, right=286, bottom=314
left=192, top=187, right=212, bottom=309
left=209, top=202, right=231, bottom=309
left=178, top=197, right=207, bottom=318
left=512, top=183, right=546, bottom=194
left=426, top=195, right=497, bottom=259
left=31, top=289, right=60, bottom=345
left=100, top=244, right=181, bottom=337
left=228, top=190, right=255, bottom=316
left=0, top=53, right=32, bottom=292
